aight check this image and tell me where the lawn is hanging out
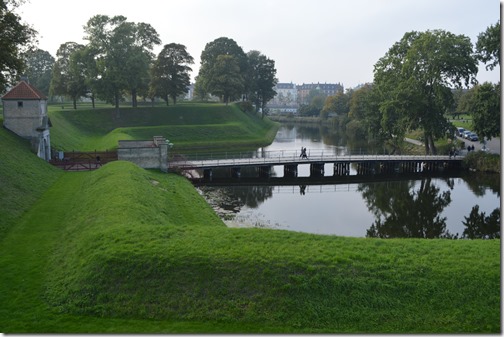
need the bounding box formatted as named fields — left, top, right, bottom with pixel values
left=0, top=108, right=500, bottom=333
left=48, top=103, right=278, bottom=152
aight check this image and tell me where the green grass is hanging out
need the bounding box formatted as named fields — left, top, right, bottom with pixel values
left=48, top=103, right=278, bottom=152
left=0, top=112, right=500, bottom=333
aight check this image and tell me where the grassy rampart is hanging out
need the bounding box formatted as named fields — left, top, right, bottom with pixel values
left=48, top=103, right=278, bottom=152
left=0, top=114, right=500, bottom=333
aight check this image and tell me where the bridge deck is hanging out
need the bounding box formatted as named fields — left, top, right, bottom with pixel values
left=171, top=153, right=461, bottom=170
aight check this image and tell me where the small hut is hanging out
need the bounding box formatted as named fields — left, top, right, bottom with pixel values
left=1, top=79, right=51, bottom=160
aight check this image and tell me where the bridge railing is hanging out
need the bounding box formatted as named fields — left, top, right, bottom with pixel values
left=170, top=149, right=457, bottom=169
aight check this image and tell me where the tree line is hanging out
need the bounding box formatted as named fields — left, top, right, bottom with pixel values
left=299, top=23, right=500, bottom=155
left=1, top=4, right=278, bottom=114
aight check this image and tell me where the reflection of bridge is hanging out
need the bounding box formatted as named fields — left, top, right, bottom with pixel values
left=171, top=149, right=463, bottom=180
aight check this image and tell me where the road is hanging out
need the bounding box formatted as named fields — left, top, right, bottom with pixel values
left=456, top=136, right=501, bottom=155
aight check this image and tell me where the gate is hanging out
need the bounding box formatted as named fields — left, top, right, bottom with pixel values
left=50, top=150, right=118, bottom=171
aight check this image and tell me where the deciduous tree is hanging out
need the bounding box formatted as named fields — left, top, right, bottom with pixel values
left=373, top=30, right=478, bottom=154
left=50, top=42, right=86, bottom=109
left=196, top=37, right=247, bottom=102
left=476, top=21, right=500, bottom=71
left=470, top=82, right=500, bottom=141
left=150, top=43, right=194, bottom=105
left=0, top=0, right=37, bottom=93
left=205, top=54, right=244, bottom=104
left=22, top=48, right=54, bottom=95
left=246, top=50, right=277, bottom=118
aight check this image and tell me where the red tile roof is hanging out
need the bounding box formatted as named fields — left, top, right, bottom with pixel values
left=2, top=81, right=47, bottom=100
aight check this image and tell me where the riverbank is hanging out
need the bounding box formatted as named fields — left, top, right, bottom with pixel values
left=0, top=118, right=500, bottom=333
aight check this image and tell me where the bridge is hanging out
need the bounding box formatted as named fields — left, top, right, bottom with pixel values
left=170, top=149, right=463, bottom=180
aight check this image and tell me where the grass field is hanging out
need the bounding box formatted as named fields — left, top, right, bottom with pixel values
left=0, top=106, right=500, bottom=333
left=48, top=103, right=278, bottom=152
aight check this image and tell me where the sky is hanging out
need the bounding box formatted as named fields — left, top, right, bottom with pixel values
left=17, top=0, right=501, bottom=89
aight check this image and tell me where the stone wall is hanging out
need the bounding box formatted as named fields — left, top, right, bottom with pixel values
left=117, top=136, right=169, bottom=172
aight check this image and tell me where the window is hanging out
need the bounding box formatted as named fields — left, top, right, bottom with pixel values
left=17, top=101, right=23, bottom=108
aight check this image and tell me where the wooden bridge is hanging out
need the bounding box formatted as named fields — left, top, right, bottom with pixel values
left=170, top=149, right=463, bottom=180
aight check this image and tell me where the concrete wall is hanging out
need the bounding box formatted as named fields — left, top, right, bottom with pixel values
left=2, top=99, right=47, bottom=139
left=117, top=136, right=169, bottom=172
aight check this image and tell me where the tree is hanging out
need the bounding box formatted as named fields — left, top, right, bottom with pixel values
left=196, top=37, right=247, bottom=102
left=22, top=48, right=54, bottom=95
left=321, top=91, right=349, bottom=118
left=373, top=30, right=478, bottom=154
left=476, top=21, right=500, bottom=71
left=246, top=50, right=277, bottom=118
left=205, top=55, right=244, bottom=104
left=83, top=15, right=160, bottom=108
left=150, top=43, right=194, bottom=105
left=50, top=42, right=86, bottom=109
left=470, top=82, right=500, bottom=141
left=0, top=0, right=37, bottom=93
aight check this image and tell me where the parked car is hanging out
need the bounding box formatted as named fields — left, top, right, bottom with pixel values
left=463, top=130, right=472, bottom=139
left=457, top=127, right=465, bottom=137
left=467, top=132, right=478, bottom=141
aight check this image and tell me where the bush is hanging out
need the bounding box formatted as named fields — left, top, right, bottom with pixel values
left=463, top=151, right=500, bottom=173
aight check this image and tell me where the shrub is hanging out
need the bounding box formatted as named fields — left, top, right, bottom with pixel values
left=463, top=151, right=500, bottom=173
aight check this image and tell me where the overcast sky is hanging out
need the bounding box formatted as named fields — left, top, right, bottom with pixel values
left=18, top=0, right=501, bottom=89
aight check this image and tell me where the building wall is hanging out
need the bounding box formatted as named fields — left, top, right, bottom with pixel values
left=2, top=99, right=47, bottom=139
left=117, top=137, right=169, bottom=172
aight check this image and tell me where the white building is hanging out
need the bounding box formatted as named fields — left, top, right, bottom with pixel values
left=2, top=80, right=52, bottom=160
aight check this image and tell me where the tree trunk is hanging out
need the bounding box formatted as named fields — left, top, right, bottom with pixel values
left=73, top=97, right=77, bottom=109
left=91, top=94, right=95, bottom=109
left=131, top=89, right=137, bottom=107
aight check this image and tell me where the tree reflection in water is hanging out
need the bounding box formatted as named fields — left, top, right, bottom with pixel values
left=359, top=177, right=455, bottom=238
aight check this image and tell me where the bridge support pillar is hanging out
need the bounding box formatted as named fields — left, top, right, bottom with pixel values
left=333, top=162, right=350, bottom=176
left=310, top=163, right=324, bottom=177
left=231, top=167, right=241, bottom=178
left=284, top=164, right=298, bottom=178
left=203, top=168, right=213, bottom=180
left=258, top=165, right=271, bottom=178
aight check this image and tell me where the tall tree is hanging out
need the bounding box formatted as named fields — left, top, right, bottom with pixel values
left=470, top=82, right=500, bottom=141
left=0, top=0, right=37, bottom=93
left=150, top=43, right=194, bottom=105
left=22, top=48, right=54, bottom=95
left=196, top=37, right=247, bottom=101
left=246, top=50, right=277, bottom=118
left=50, top=42, right=86, bottom=109
left=373, top=30, right=478, bottom=154
left=476, top=21, right=500, bottom=71
left=205, top=54, right=244, bottom=104
left=83, top=15, right=160, bottom=108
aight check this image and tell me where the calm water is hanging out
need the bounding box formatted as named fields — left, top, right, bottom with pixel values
left=197, top=125, right=500, bottom=238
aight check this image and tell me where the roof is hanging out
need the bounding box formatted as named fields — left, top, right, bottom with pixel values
left=2, top=80, right=47, bottom=100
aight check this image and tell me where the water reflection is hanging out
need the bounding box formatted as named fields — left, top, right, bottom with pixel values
left=359, top=177, right=455, bottom=238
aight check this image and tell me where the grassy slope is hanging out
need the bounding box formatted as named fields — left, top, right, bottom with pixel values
left=48, top=103, right=278, bottom=152
left=0, top=122, right=63, bottom=238
left=0, top=117, right=500, bottom=333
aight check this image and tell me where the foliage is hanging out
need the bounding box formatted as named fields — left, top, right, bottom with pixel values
left=321, top=91, right=349, bottom=117
left=246, top=50, right=278, bottom=117
left=22, top=48, right=54, bottom=95
left=150, top=43, right=194, bottom=105
left=205, top=54, right=244, bottom=104
left=196, top=37, right=247, bottom=102
left=469, top=82, right=500, bottom=141
left=462, top=151, right=500, bottom=173
left=50, top=42, right=86, bottom=109
left=83, top=15, right=161, bottom=108
left=475, top=21, right=500, bottom=71
left=462, top=205, right=500, bottom=239
left=0, top=0, right=37, bottom=93
left=373, top=29, right=478, bottom=155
